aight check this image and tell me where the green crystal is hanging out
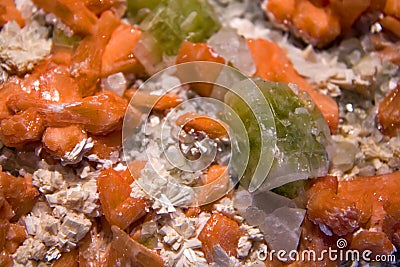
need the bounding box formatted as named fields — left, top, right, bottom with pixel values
left=272, top=180, right=307, bottom=200
left=225, top=79, right=330, bottom=191
left=127, top=0, right=220, bottom=56
left=52, top=28, right=81, bottom=49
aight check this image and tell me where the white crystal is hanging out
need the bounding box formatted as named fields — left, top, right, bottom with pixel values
left=0, top=21, right=51, bottom=74
left=102, top=72, right=127, bottom=96
left=208, top=28, right=256, bottom=77
left=58, top=212, right=91, bottom=246
left=33, top=169, right=65, bottom=194
left=61, top=138, right=94, bottom=166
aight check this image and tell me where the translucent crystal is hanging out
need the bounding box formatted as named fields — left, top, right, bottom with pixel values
left=226, top=79, right=330, bottom=191
left=127, top=0, right=221, bottom=56
left=235, top=189, right=305, bottom=253
left=208, top=27, right=256, bottom=76
left=259, top=206, right=305, bottom=252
